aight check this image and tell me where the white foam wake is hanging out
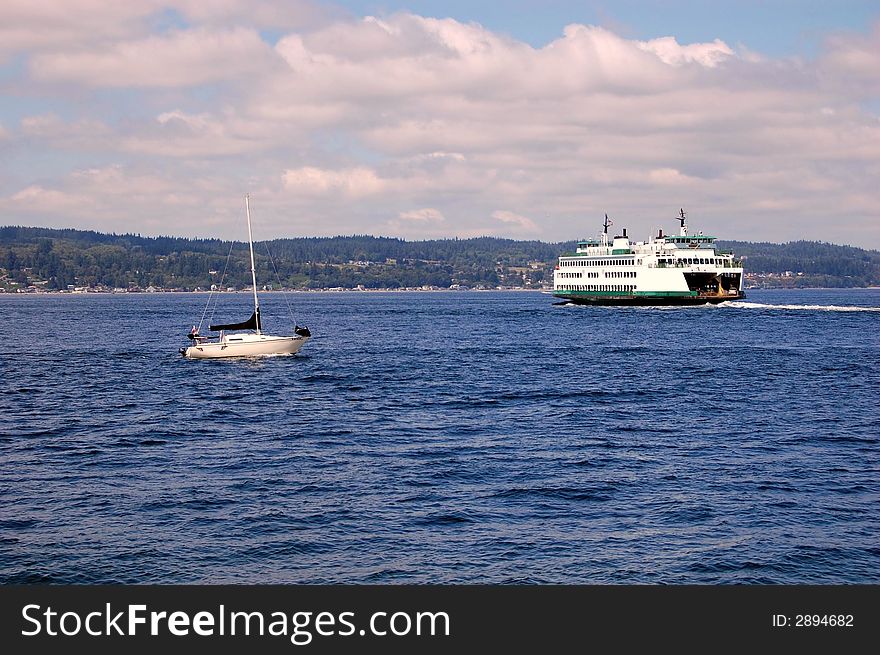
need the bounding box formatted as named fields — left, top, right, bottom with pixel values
left=722, top=301, right=880, bottom=312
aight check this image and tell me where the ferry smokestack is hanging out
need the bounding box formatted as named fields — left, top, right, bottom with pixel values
left=658, top=228, right=664, bottom=238
left=623, top=228, right=627, bottom=238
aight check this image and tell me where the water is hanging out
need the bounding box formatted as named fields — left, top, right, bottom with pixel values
left=1, top=289, right=878, bottom=584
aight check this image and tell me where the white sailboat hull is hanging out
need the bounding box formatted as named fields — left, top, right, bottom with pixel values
left=183, top=334, right=309, bottom=359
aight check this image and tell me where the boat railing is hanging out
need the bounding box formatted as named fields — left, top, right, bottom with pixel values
left=651, top=261, right=743, bottom=269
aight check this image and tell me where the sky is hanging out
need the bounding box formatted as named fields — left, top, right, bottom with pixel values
left=1, top=1, right=879, bottom=247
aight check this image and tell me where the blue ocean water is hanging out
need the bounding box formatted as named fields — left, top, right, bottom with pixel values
left=1, top=289, right=878, bottom=584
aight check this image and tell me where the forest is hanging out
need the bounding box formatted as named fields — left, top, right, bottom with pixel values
left=1, top=226, right=878, bottom=291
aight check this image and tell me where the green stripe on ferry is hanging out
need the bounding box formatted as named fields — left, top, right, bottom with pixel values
left=634, top=290, right=698, bottom=297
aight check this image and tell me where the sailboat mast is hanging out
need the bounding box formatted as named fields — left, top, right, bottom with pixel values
left=245, top=194, right=261, bottom=334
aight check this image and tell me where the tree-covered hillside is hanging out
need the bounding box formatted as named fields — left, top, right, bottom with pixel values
left=0, top=227, right=567, bottom=291
left=1, top=226, right=878, bottom=291
left=718, top=240, right=880, bottom=288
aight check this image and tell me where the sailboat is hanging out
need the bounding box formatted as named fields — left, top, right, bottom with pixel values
left=180, top=195, right=311, bottom=359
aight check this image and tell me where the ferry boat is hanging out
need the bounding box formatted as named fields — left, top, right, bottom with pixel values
left=553, top=209, right=744, bottom=305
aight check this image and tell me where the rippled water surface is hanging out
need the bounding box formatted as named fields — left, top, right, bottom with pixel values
left=1, top=289, right=878, bottom=583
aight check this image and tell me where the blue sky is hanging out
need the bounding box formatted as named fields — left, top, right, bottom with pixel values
left=1, top=1, right=878, bottom=247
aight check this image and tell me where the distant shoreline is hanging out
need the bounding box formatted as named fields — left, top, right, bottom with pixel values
left=3, top=287, right=880, bottom=297
left=0, top=287, right=549, bottom=295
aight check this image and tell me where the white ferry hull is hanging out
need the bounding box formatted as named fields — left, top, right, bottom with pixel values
left=182, top=335, right=308, bottom=359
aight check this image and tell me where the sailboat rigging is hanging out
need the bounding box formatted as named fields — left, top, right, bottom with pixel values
left=180, top=195, right=311, bottom=359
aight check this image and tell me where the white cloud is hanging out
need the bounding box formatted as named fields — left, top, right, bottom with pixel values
left=820, top=22, right=880, bottom=95
left=174, top=0, right=335, bottom=30
left=0, top=1, right=332, bottom=62
left=282, top=166, right=386, bottom=197
left=0, top=1, right=158, bottom=61
left=648, top=168, right=698, bottom=186
left=398, top=208, right=446, bottom=223
left=11, top=185, right=92, bottom=212
left=31, top=27, right=278, bottom=87
left=638, top=36, right=734, bottom=67
left=491, top=210, right=539, bottom=233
